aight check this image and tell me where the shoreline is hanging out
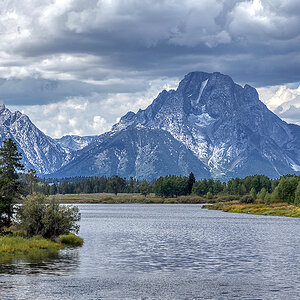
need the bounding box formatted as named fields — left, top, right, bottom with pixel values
left=47, top=193, right=220, bottom=204
left=202, top=202, right=300, bottom=218
left=0, top=234, right=83, bottom=257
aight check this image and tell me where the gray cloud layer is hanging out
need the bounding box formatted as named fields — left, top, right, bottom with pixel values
left=0, top=0, right=299, bottom=135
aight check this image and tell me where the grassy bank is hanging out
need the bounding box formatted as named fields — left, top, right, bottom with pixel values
left=203, top=201, right=300, bottom=217
left=0, top=235, right=63, bottom=256
left=52, top=192, right=218, bottom=204
left=0, top=234, right=83, bottom=257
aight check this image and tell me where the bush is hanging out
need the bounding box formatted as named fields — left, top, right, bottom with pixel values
left=295, top=182, right=300, bottom=206
left=16, top=194, right=80, bottom=239
left=206, top=191, right=213, bottom=199
left=59, top=233, right=83, bottom=247
left=240, top=194, right=254, bottom=204
left=264, top=193, right=272, bottom=205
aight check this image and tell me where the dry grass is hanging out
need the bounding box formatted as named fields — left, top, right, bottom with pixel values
left=51, top=193, right=215, bottom=204
left=203, top=201, right=300, bottom=218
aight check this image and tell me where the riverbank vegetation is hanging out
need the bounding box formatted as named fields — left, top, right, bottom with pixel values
left=44, top=173, right=300, bottom=218
left=203, top=202, right=300, bottom=217
left=0, top=139, right=82, bottom=256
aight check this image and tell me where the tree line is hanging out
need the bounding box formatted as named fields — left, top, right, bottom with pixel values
left=1, top=137, right=300, bottom=234
left=41, top=172, right=300, bottom=206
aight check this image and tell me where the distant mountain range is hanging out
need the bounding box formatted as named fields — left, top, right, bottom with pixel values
left=1, top=71, right=299, bottom=180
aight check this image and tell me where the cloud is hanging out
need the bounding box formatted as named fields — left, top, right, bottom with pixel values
left=0, top=0, right=299, bottom=86
left=7, top=77, right=179, bottom=138
left=0, top=0, right=299, bottom=135
left=258, top=84, right=300, bottom=125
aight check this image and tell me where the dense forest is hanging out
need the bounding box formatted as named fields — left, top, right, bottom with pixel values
left=35, top=173, right=300, bottom=206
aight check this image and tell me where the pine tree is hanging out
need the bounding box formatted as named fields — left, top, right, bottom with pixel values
left=187, top=172, right=196, bottom=195
left=0, top=138, right=24, bottom=228
left=295, top=181, right=300, bottom=206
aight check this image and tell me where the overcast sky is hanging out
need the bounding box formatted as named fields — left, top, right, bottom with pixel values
left=0, top=0, right=299, bottom=137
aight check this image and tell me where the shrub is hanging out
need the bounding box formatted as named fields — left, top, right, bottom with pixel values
left=240, top=194, right=254, bottom=204
left=295, top=182, right=300, bottom=206
left=16, top=194, right=80, bottom=239
left=264, top=193, right=272, bottom=205
left=276, top=177, right=298, bottom=204
left=257, top=188, right=267, bottom=201
left=206, top=191, right=213, bottom=199
left=59, top=233, right=83, bottom=247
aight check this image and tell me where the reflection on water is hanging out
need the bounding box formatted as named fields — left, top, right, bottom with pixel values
left=0, top=204, right=300, bottom=299
left=0, top=248, right=79, bottom=276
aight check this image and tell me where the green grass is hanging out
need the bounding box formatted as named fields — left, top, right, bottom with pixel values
left=203, top=201, right=300, bottom=217
left=59, top=233, right=83, bottom=246
left=0, top=233, right=84, bottom=256
left=0, top=235, right=63, bottom=256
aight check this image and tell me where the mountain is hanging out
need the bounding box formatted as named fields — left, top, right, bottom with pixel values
left=0, top=104, right=67, bottom=174
left=52, top=71, right=300, bottom=180
left=55, top=135, right=96, bottom=153
left=52, top=126, right=210, bottom=179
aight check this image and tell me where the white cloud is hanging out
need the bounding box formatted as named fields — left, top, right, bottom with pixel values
left=6, top=77, right=179, bottom=138
left=258, top=84, right=300, bottom=124
left=0, top=0, right=300, bottom=135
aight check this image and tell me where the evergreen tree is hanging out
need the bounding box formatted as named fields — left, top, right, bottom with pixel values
left=187, top=172, right=195, bottom=195
left=0, top=138, right=24, bottom=228
left=140, top=180, right=150, bottom=197
left=294, top=181, right=300, bottom=206
left=250, top=187, right=257, bottom=200
left=25, top=169, right=37, bottom=194
left=107, top=175, right=126, bottom=195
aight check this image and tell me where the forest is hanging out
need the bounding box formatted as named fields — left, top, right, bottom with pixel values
left=34, top=173, right=300, bottom=206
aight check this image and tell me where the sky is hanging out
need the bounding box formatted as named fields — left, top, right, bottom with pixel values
left=0, top=0, right=300, bottom=138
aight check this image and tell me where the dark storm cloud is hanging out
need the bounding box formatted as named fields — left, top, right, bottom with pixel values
left=1, top=0, right=299, bottom=89
left=0, top=77, right=149, bottom=105
left=0, top=0, right=300, bottom=134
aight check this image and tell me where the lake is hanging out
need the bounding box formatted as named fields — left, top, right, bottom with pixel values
left=1, top=204, right=300, bottom=299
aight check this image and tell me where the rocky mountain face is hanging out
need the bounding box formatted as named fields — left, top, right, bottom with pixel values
left=53, top=71, right=300, bottom=180
left=55, top=135, right=96, bottom=153
left=1, top=71, right=299, bottom=180
left=0, top=104, right=67, bottom=174
left=53, top=126, right=210, bottom=179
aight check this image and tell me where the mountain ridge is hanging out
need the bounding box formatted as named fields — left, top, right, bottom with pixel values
left=51, top=71, right=300, bottom=179
left=0, top=71, right=299, bottom=180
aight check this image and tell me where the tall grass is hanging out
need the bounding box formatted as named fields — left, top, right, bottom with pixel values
left=59, top=233, right=83, bottom=246
left=203, top=202, right=300, bottom=217
left=0, top=235, right=63, bottom=256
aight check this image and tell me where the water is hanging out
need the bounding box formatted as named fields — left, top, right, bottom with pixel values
left=0, top=204, right=300, bottom=299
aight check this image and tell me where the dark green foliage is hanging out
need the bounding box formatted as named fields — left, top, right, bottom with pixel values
left=24, top=172, right=300, bottom=206
left=154, top=175, right=188, bottom=197
left=106, top=175, right=126, bottom=195
left=0, top=139, right=24, bottom=228
left=295, top=182, right=300, bottom=206
left=250, top=187, right=257, bottom=200
left=192, top=179, right=208, bottom=196
left=139, top=181, right=150, bottom=196
left=187, top=172, right=195, bottom=195
left=16, top=193, right=80, bottom=238
left=276, top=176, right=299, bottom=204
left=257, top=187, right=267, bottom=201
left=214, top=180, right=223, bottom=194
left=240, top=194, right=255, bottom=204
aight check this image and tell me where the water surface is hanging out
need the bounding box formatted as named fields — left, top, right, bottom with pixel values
left=1, top=204, right=300, bottom=299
